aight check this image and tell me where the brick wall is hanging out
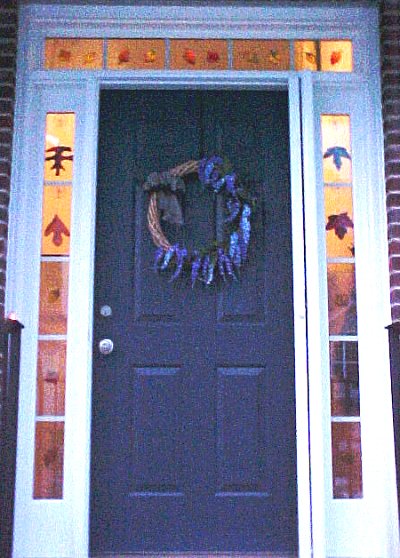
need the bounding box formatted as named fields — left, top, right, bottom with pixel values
left=381, top=0, right=400, bottom=322
left=0, top=0, right=17, bottom=317
left=0, top=0, right=18, bottom=433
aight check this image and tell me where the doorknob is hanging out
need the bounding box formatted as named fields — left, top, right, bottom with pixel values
left=99, top=338, right=114, bottom=355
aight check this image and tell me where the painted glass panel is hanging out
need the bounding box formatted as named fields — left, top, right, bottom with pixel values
left=170, top=40, right=228, bottom=70
left=331, top=422, right=363, bottom=499
left=33, top=421, right=64, bottom=499
left=294, top=40, right=318, bottom=71
left=38, top=261, right=69, bottom=335
left=41, top=186, right=72, bottom=256
left=330, top=341, right=360, bottom=417
left=45, top=38, right=103, bottom=69
left=325, top=186, right=354, bottom=258
left=320, top=40, right=353, bottom=72
left=44, top=113, right=75, bottom=182
left=321, top=114, right=352, bottom=184
left=107, top=39, right=165, bottom=69
left=327, top=263, right=357, bottom=335
left=37, top=341, right=66, bottom=416
left=232, top=40, right=290, bottom=71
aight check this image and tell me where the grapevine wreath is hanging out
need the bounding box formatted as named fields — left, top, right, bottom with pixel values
left=142, top=156, right=255, bottom=287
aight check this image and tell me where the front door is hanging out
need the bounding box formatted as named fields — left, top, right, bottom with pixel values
left=90, top=89, right=297, bottom=555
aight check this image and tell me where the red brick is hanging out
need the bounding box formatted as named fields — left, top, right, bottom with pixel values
left=0, top=114, right=12, bottom=128
left=0, top=131, right=11, bottom=144
left=0, top=145, right=11, bottom=159
left=0, top=85, right=14, bottom=98
left=0, top=176, right=10, bottom=191
left=387, top=193, right=400, bottom=207
left=0, top=100, right=13, bottom=113
left=389, top=239, right=400, bottom=256
left=386, top=162, right=400, bottom=176
left=0, top=161, right=10, bottom=176
left=0, top=55, right=16, bottom=70
left=387, top=207, right=400, bottom=224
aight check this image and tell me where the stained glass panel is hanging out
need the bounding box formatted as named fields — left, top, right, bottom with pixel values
left=232, top=40, right=290, bottom=71
left=41, top=186, right=72, bottom=256
left=107, top=39, right=165, bottom=70
left=321, top=114, right=352, bottom=184
left=44, top=113, right=75, bottom=182
left=45, top=39, right=103, bottom=69
left=37, top=341, right=66, bottom=416
left=332, top=422, right=363, bottom=499
left=325, top=186, right=354, bottom=258
left=294, top=40, right=318, bottom=71
left=170, top=40, right=228, bottom=70
left=38, top=261, right=69, bottom=335
left=33, top=421, right=64, bottom=499
left=320, top=40, right=353, bottom=72
left=327, top=263, right=357, bottom=335
left=330, top=341, right=360, bottom=417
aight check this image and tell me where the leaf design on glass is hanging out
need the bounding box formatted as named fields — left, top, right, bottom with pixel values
left=323, top=146, right=351, bottom=170
left=330, top=50, right=342, bottom=65
left=44, top=214, right=70, bottom=246
left=45, top=146, right=74, bottom=176
left=326, top=212, right=354, bottom=240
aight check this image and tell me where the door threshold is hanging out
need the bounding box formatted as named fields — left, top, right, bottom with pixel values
left=93, top=553, right=297, bottom=558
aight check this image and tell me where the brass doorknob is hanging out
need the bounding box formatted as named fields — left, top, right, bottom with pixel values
left=99, top=338, right=114, bottom=355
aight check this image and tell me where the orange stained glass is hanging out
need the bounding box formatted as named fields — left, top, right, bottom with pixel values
left=294, top=40, right=318, bottom=71
left=107, top=39, right=165, bottom=69
left=45, top=39, right=103, bottom=70
left=41, top=186, right=72, bottom=256
left=37, top=341, right=66, bottom=416
left=331, top=421, right=362, bottom=498
left=34, top=421, right=64, bottom=499
left=39, top=261, right=69, bottom=335
left=232, top=40, right=290, bottom=71
left=327, top=263, right=357, bottom=336
left=44, top=113, right=75, bottom=182
left=325, top=186, right=354, bottom=258
left=321, top=114, right=352, bottom=183
left=320, top=40, right=353, bottom=72
left=170, top=40, right=228, bottom=70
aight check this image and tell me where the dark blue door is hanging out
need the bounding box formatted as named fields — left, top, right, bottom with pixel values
left=90, top=90, right=297, bottom=555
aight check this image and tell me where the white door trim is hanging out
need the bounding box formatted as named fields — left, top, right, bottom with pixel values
left=7, top=3, right=398, bottom=557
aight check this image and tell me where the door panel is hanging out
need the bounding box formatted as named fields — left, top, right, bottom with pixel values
left=90, top=90, right=297, bottom=554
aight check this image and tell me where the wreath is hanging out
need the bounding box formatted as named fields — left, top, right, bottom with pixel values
left=142, top=156, right=255, bottom=286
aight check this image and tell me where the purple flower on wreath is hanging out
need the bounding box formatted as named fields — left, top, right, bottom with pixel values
left=239, top=204, right=251, bottom=260
left=160, top=246, right=175, bottom=270
left=170, top=247, right=187, bottom=282
left=154, top=246, right=165, bottom=270
left=191, top=251, right=201, bottom=287
left=199, top=156, right=223, bottom=187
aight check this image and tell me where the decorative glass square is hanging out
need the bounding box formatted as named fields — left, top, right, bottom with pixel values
left=327, top=263, right=357, bottom=335
left=331, top=421, right=363, bottom=499
left=320, top=40, right=353, bottom=72
left=107, top=39, right=166, bottom=70
left=325, top=186, right=354, bottom=258
left=37, top=341, right=66, bottom=416
left=321, top=114, right=352, bottom=184
left=41, top=186, right=72, bottom=256
left=38, top=261, right=69, bottom=335
left=294, top=41, right=318, bottom=70
left=44, top=113, right=75, bottom=182
left=233, top=40, right=290, bottom=71
left=33, top=421, right=64, bottom=499
left=45, top=39, right=103, bottom=69
left=330, top=341, right=360, bottom=417
left=170, top=40, right=229, bottom=70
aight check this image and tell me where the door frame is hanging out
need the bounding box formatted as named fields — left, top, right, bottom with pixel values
left=7, top=2, right=398, bottom=557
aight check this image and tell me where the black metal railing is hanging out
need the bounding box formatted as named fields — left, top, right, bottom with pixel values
left=387, top=322, right=400, bottom=515
left=0, top=319, right=24, bottom=558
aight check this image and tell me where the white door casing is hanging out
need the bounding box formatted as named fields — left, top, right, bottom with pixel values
left=7, top=3, right=399, bottom=557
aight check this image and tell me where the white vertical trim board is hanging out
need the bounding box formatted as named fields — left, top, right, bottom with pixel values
left=7, top=2, right=398, bottom=557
